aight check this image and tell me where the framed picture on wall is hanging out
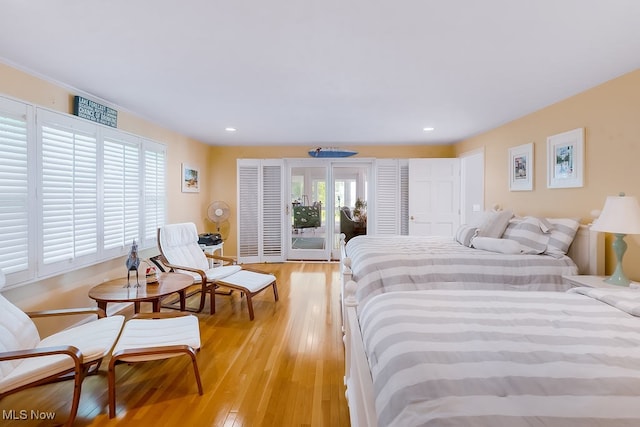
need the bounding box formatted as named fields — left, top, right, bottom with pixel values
left=181, top=163, right=200, bottom=193
left=546, top=128, right=584, bottom=189
left=508, top=142, right=533, bottom=191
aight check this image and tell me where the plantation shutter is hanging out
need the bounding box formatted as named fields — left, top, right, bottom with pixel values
left=262, top=161, right=284, bottom=261
left=143, top=141, right=166, bottom=247
left=373, top=159, right=409, bottom=235
left=38, top=109, right=98, bottom=275
left=374, top=159, right=400, bottom=235
left=399, top=161, right=409, bottom=235
left=237, top=161, right=260, bottom=262
left=103, top=131, right=140, bottom=255
left=0, top=98, right=31, bottom=280
left=237, top=159, right=285, bottom=263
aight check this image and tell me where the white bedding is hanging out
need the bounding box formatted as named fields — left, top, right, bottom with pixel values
left=345, top=235, right=579, bottom=309
left=359, top=288, right=640, bottom=427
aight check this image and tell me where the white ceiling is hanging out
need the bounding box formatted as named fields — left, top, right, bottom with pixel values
left=1, top=1, right=639, bottom=146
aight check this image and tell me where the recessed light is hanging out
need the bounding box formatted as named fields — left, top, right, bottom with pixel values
left=225, top=127, right=237, bottom=132
left=423, top=127, right=435, bottom=132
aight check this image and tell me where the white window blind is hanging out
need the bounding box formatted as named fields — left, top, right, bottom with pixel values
left=237, top=162, right=260, bottom=261
left=374, top=159, right=402, bottom=235
left=262, top=162, right=283, bottom=259
left=143, top=141, right=166, bottom=247
left=103, top=131, right=140, bottom=253
left=0, top=95, right=167, bottom=288
left=0, top=98, right=31, bottom=277
left=39, top=110, right=98, bottom=273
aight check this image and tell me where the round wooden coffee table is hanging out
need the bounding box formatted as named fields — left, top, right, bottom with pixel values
left=88, top=272, right=194, bottom=314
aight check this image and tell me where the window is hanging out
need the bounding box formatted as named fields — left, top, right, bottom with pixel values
left=0, top=97, right=32, bottom=282
left=103, top=130, right=140, bottom=256
left=38, top=110, right=99, bottom=276
left=0, top=96, right=167, bottom=288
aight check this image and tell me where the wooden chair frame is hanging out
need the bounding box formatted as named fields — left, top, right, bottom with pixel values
left=0, top=307, right=111, bottom=427
left=107, top=312, right=203, bottom=418
left=155, top=228, right=279, bottom=319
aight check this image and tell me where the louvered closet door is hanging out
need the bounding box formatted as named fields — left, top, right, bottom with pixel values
left=237, top=159, right=285, bottom=263
left=373, top=159, right=409, bottom=235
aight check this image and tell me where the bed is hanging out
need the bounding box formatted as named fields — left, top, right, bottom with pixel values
left=340, top=222, right=604, bottom=312
left=345, top=286, right=640, bottom=426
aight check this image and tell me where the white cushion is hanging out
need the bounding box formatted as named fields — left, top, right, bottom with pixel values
left=471, top=237, right=522, bottom=254
left=159, top=223, right=210, bottom=271
left=218, top=270, right=276, bottom=293
left=113, top=315, right=201, bottom=362
left=178, top=264, right=242, bottom=283
left=0, top=313, right=124, bottom=393
left=0, top=295, right=42, bottom=380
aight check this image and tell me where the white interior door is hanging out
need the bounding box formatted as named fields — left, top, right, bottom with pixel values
left=408, top=158, right=460, bottom=236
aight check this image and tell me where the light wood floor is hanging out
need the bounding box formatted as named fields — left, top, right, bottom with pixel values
left=0, top=262, right=350, bottom=427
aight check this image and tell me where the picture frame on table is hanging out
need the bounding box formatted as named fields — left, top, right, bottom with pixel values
left=546, top=128, right=584, bottom=189
left=181, top=163, right=200, bottom=193
left=508, top=142, right=533, bottom=191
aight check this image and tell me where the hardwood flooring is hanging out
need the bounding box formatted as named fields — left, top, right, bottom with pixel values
left=0, top=262, right=350, bottom=426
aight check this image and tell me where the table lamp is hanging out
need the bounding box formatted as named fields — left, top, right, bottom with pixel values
left=590, top=192, right=640, bottom=286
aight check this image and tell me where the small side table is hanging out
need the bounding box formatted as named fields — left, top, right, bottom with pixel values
left=563, top=275, right=640, bottom=289
left=201, top=242, right=224, bottom=268
left=88, top=272, right=194, bottom=314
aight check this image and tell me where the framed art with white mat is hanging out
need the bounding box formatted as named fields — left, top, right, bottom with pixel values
left=547, top=128, right=584, bottom=189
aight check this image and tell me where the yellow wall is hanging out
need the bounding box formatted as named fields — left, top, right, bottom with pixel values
left=3, top=59, right=639, bottom=333
left=454, top=69, right=640, bottom=280
left=208, top=144, right=454, bottom=255
left=0, top=63, right=213, bottom=334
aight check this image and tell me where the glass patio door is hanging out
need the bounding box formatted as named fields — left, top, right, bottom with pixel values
left=288, top=163, right=330, bottom=260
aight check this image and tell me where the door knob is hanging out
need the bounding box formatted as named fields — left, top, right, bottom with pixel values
left=410, top=216, right=414, bottom=220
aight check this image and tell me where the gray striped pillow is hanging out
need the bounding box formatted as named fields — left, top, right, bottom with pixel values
left=455, top=225, right=478, bottom=247
left=502, top=216, right=550, bottom=254
left=545, top=218, right=580, bottom=256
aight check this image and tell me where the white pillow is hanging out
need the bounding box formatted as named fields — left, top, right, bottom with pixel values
left=471, top=237, right=522, bottom=254
left=476, top=210, right=513, bottom=238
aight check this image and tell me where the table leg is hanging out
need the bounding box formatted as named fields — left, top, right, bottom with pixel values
left=134, top=302, right=140, bottom=313
left=178, top=290, right=186, bottom=311
left=97, top=301, right=108, bottom=313
left=152, top=299, right=161, bottom=312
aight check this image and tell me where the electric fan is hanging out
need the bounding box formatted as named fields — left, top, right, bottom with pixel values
left=207, top=201, right=231, bottom=240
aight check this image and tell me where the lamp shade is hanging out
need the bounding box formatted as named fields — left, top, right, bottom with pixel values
left=591, top=195, right=640, bottom=234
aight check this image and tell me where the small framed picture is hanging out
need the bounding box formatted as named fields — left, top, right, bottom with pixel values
left=546, top=128, right=584, bottom=189
left=508, top=142, right=533, bottom=191
left=181, top=163, right=200, bottom=193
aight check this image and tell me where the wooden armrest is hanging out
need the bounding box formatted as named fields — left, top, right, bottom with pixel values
left=204, top=253, right=238, bottom=264
left=158, top=260, right=207, bottom=283
left=26, top=307, right=106, bottom=319
left=0, top=345, right=83, bottom=364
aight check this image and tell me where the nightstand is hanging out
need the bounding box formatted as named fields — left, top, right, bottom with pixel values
left=563, top=275, right=640, bottom=289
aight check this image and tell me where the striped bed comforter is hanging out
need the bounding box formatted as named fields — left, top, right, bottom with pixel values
left=345, top=235, right=578, bottom=309
left=359, top=288, right=640, bottom=427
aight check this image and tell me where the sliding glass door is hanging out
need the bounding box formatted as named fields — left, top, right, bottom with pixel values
left=288, top=162, right=330, bottom=260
